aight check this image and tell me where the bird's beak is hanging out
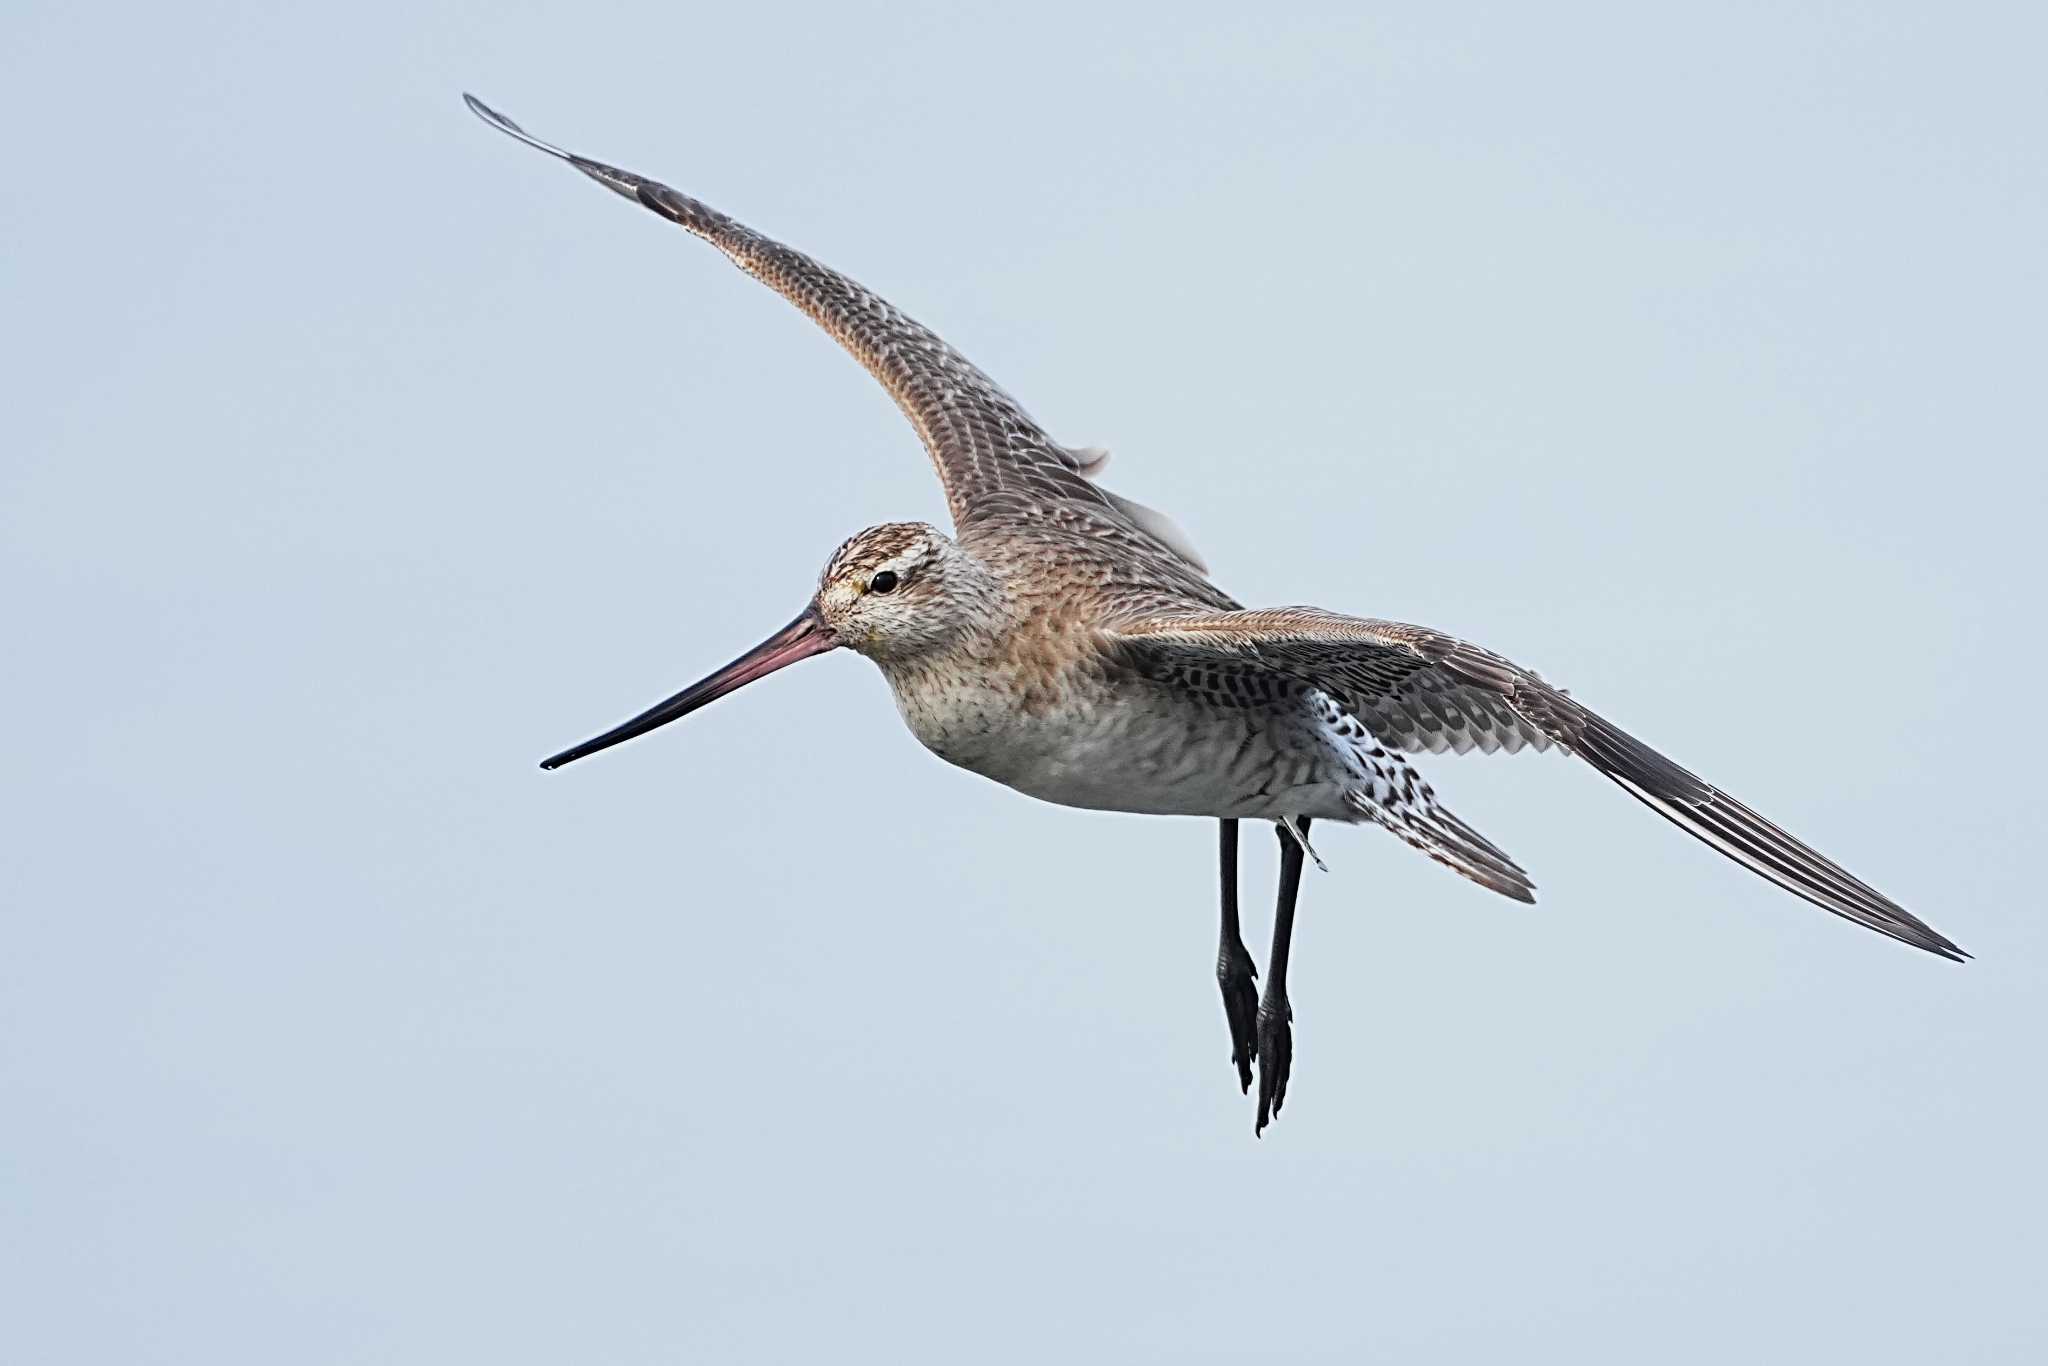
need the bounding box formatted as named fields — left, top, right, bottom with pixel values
left=539, top=606, right=839, bottom=770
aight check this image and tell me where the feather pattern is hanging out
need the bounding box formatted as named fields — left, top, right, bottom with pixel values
left=473, top=95, right=1963, bottom=966
left=463, top=94, right=1212, bottom=587
left=1104, top=608, right=1965, bottom=960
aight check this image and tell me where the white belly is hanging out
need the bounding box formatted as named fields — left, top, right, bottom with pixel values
left=889, top=672, right=1364, bottom=820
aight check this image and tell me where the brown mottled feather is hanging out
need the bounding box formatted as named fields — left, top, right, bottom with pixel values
left=462, top=94, right=1222, bottom=605
left=471, top=95, right=1961, bottom=965
left=1103, top=608, right=1965, bottom=961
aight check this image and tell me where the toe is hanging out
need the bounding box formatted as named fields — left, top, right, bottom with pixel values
left=1253, top=1000, right=1292, bottom=1135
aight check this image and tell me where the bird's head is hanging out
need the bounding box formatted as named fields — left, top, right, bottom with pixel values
left=538, top=521, right=998, bottom=770
left=812, top=521, right=991, bottom=662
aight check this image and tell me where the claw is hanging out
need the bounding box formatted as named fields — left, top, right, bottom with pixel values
left=1218, top=946, right=1260, bottom=1093
left=1254, top=997, right=1293, bottom=1135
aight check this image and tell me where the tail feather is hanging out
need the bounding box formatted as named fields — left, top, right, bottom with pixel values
left=1352, top=788, right=1536, bottom=903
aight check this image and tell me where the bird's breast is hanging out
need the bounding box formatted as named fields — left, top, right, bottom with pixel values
left=880, top=657, right=1345, bottom=818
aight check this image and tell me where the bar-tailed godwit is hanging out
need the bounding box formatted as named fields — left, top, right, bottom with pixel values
left=467, top=95, right=1963, bottom=1133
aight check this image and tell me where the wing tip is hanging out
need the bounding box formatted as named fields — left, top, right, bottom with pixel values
left=462, top=91, right=578, bottom=164
left=1569, top=707, right=1971, bottom=964
left=1903, top=927, right=1970, bottom=963
left=462, top=91, right=509, bottom=130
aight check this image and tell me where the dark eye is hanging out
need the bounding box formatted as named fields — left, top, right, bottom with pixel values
left=868, top=570, right=899, bottom=594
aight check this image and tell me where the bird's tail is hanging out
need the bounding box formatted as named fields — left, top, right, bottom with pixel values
left=1347, top=776, right=1535, bottom=903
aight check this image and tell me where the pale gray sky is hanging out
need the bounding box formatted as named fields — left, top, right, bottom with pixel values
left=5, top=3, right=2045, bottom=1361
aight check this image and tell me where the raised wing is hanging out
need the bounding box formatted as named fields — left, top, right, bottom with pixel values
left=1105, top=608, right=1965, bottom=960
left=464, top=94, right=1207, bottom=577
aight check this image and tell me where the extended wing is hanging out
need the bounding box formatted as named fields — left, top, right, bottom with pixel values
left=1105, top=607, right=1965, bottom=960
left=465, top=94, right=1208, bottom=584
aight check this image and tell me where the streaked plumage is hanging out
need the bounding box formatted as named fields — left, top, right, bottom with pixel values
left=467, top=95, right=1964, bottom=1132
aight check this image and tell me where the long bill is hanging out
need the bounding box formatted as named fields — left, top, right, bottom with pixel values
left=539, top=607, right=839, bottom=770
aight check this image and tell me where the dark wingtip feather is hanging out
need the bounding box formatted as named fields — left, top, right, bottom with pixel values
left=1571, top=707, right=1966, bottom=962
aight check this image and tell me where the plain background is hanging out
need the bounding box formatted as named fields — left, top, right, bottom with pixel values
left=6, top=3, right=2045, bottom=1361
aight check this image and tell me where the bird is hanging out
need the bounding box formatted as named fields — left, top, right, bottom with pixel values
left=465, top=94, right=1965, bottom=1134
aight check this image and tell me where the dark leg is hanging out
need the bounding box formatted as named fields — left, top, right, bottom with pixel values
left=1215, top=819, right=1259, bottom=1093
left=1256, top=817, right=1311, bottom=1135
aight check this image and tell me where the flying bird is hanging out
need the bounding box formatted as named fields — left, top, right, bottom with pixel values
left=466, top=94, right=1964, bottom=1133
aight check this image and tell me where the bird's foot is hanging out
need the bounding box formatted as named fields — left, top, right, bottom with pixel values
left=1254, top=994, right=1292, bottom=1135
left=1217, top=939, right=1260, bottom=1093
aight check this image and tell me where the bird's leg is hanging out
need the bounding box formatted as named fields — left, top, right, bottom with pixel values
left=1256, top=817, right=1310, bottom=1135
left=1214, top=819, right=1259, bottom=1093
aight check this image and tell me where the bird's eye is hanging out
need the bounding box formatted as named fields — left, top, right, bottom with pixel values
left=868, top=570, right=899, bottom=594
